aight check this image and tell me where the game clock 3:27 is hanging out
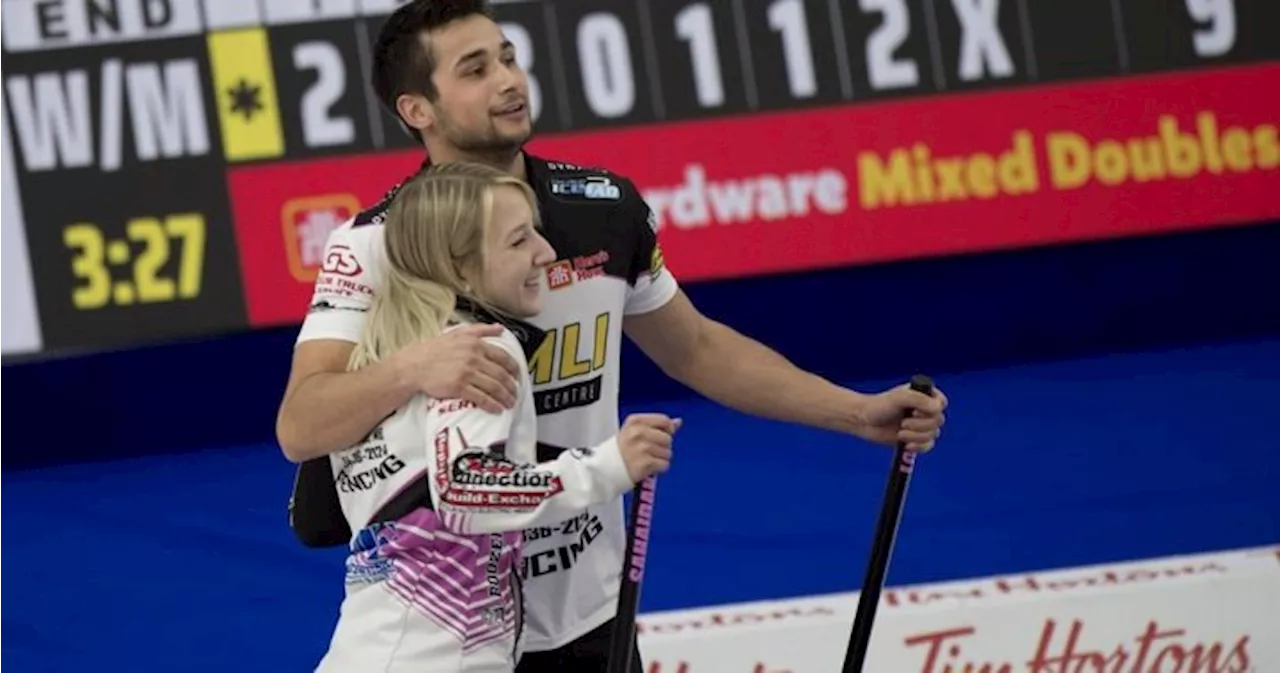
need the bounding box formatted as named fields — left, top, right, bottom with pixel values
left=20, top=167, right=249, bottom=354
left=63, top=215, right=206, bottom=310
left=32, top=207, right=249, bottom=353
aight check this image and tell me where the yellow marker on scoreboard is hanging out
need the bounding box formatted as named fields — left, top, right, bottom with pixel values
left=207, top=28, right=285, bottom=162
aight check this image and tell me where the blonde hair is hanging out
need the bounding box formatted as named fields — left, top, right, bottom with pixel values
left=348, top=162, right=539, bottom=371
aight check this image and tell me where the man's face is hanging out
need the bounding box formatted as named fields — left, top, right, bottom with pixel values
left=422, top=15, right=532, bottom=154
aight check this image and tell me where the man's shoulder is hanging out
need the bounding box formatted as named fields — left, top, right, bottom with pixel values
left=351, top=191, right=396, bottom=229
left=324, top=180, right=396, bottom=251
left=326, top=212, right=383, bottom=254
left=351, top=165, right=422, bottom=230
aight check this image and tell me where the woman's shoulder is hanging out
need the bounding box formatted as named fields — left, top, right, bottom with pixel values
left=442, top=320, right=530, bottom=365
left=447, top=301, right=545, bottom=364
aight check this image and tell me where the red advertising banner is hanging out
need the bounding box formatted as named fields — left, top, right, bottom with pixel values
left=228, top=153, right=423, bottom=327
left=228, top=63, right=1280, bottom=328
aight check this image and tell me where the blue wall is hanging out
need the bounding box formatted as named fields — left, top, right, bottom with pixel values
left=5, top=221, right=1278, bottom=470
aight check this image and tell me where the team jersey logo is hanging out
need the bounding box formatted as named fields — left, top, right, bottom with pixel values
left=547, top=261, right=574, bottom=290
left=321, top=245, right=363, bottom=276
left=345, top=522, right=398, bottom=584
left=550, top=176, right=622, bottom=201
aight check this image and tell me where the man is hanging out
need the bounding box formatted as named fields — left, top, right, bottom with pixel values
left=276, top=1, right=947, bottom=671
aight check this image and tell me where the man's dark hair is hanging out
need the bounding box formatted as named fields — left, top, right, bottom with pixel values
left=372, top=0, right=494, bottom=140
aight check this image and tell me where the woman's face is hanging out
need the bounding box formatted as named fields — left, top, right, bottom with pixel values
left=476, top=185, right=555, bottom=317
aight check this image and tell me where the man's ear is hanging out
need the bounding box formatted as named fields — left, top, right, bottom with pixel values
left=395, top=93, right=434, bottom=135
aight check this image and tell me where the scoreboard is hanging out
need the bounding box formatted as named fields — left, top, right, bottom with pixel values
left=2, top=0, right=1278, bottom=357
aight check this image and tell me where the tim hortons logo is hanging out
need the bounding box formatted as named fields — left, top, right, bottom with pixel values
left=904, top=619, right=1252, bottom=673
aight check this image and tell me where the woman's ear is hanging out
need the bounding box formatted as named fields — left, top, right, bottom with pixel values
left=456, top=264, right=477, bottom=296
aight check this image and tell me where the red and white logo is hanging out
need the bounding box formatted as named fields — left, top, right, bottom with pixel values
left=321, top=244, right=363, bottom=277
left=547, top=260, right=574, bottom=290
left=281, top=194, right=361, bottom=282
left=903, top=618, right=1253, bottom=673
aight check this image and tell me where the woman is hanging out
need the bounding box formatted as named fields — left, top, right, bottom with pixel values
left=315, top=162, right=679, bottom=672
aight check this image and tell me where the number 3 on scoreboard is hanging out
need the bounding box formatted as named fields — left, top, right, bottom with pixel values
left=62, top=215, right=206, bottom=310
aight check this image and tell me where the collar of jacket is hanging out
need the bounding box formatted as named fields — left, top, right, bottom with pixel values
left=453, top=296, right=545, bottom=360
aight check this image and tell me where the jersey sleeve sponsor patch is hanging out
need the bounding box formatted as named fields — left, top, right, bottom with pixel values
left=297, top=225, right=379, bottom=343
left=308, top=241, right=376, bottom=311
left=649, top=243, right=666, bottom=281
